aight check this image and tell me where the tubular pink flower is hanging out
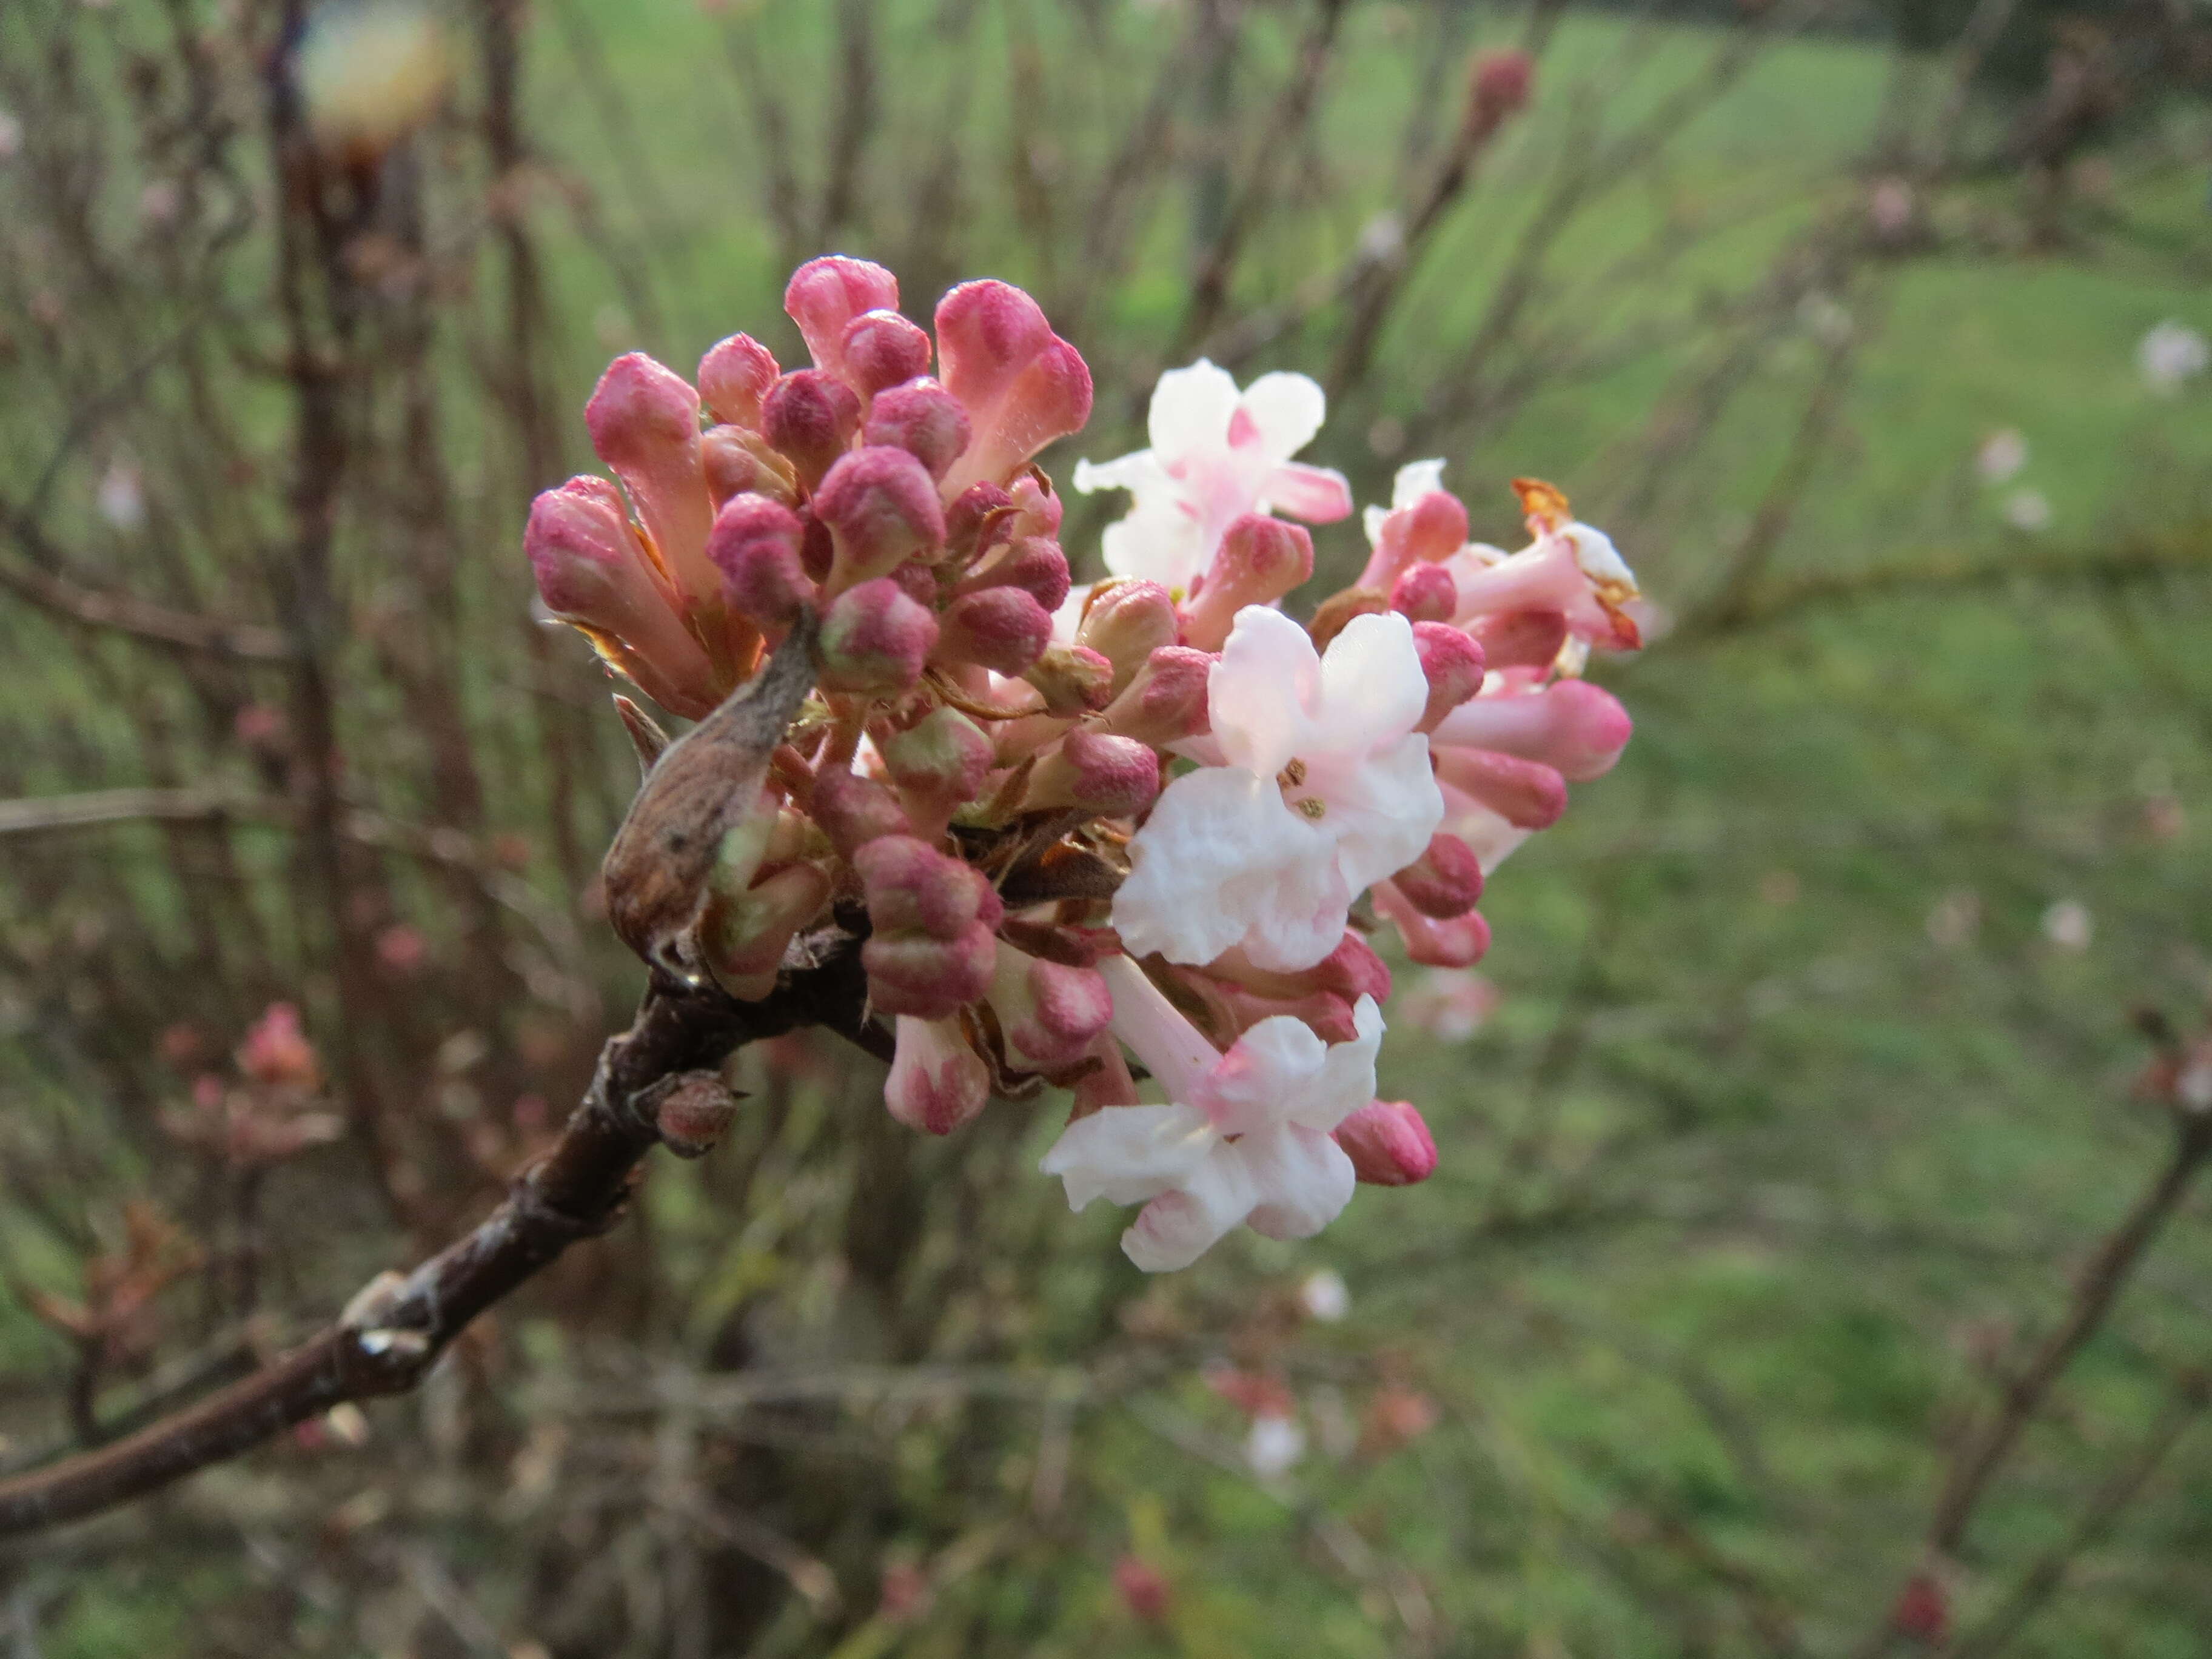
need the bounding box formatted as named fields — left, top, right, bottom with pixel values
left=819, top=577, right=938, bottom=695
left=1113, top=607, right=1441, bottom=973
left=1447, top=512, right=1640, bottom=650
left=762, top=369, right=861, bottom=494
left=1467, top=608, right=1569, bottom=671
left=886, top=1015, right=990, bottom=1135
left=526, top=476, right=720, bottom=718
left=1097, top=645, right=1212, bottom=748
left=784, top=255, right=902, bottom=385
left=1077, top=361, right=1352, bottom=595
left=1181, top=514, right=1315, bottom=652
left=1430, top=746, right=1567, bottom=830
left=934, top=280, right=1094, bottom=497
left=697, top=333, right=780, bottom=428
left=1038, top=957, right=1381, bottom=1272
left=1333, top=1100, right=1438, bottom=1187
left=1356, top=461, right=1472, bottom=591
left=706, top=494, right=816, bottom=632
left=1022, top=729, right=1161, bottom=816
left=585, top=352, right=718, bottom=613
left=1075, top=579, right=1179, bottom=695
left=813, top=444, right=947, bottom=594
left=864, top=380, right=971, bottom=481
left=1432, top=678, right=1633, bottom=782
left=1390, top=563, right=1457, bottom=624
left=1389, top=832, right=1485, bottom=919
left=1412, top=621, right=1485, bottom=732
left=990, top=943, right=1113, bottom=1073
left=1372, top=880, right=1492, bottom=968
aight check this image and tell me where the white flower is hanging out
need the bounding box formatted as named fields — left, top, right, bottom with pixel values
left=1074, top=361, right=1352, bottom=594
left=1245, top=1413, right=1306, bottom=1478
left=1112, top=606, right=1443, bottom=973
left=1297, top=1268, right=1350, bottom=1322
left=1039, top=957, right=1382, bottom=1272
left=2139, top=320, right=2208, bottom=395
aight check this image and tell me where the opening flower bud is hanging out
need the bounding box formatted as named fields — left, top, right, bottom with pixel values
left=989, top=944, right=1113, bottom=1073
left=1021, top=728, right=1161, bottom=816
left=880, top=706, right=995, bottom=804
left=1412, top=621, right=1486, bottom=732
left=813, top=444, right=948, bottom=595
left=811, top=767, right=913, bottom=854
left=934, top=279, right=1094, bottom=496
left=1432, top=678, right=1633, bottom=782
left=933, top=586, right=1053, bottom=677
left=698, top=333, right=780, bottom=428
left=1359, top=489, right=1471, bottom=590
left=863, top=926, right=997, bottom=1020
left=1022, top=643, right=1116, bottom=716
left=1098, top=645, right=1212, bottom=747
left=702, top=424, right=799, bottom=511
left=1432, top=747, right=1568, bottom=830
left=707, top=494, right=816, bottom=631
left=840, top=309, right=933, bottom=400
left=762, top=369, right=861, bottom=495
left=1005, top=472, right=1064, bottom=540
left=585, top=352, right=717, bottom=610
left=1390, top=563, right=1458, bottom=624
left=886, top=1016, right=991, bottom=1134
left=1469, top=609, right=1568, bottom=671
left=1182, top=515, right=1315, bottom=651
left=819, top=577, right=939, bottom=695
left=784, top=255, right=901, bottom=382
left=1076, top=579, right=1178, bottom=695
left=856, top=835, right=997, bottom=939
left=1333, top=1100, right=1439, bottom=1186
left=1374, top=881, right=1493, bottom=967
left=865, top=381, right=972, bottom=481
left=1390, top=833, right=1486, bottom=919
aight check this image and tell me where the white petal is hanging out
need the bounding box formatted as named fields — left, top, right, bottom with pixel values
left=1564, top=521, right=1636, bottom=590
left=1122, top=1155, right=1257, bottom=1271
left=1362, top=502, right=1389, bottom=550
left=1112, top=767, right=1319, bottom=967
left=1315, top=611, right=1428, bottom=753
left=1260, top=461, right=1353, bottom=523
left=1208, top=606, right=1321, bottom=777
left=1240, top=1126, right=1357, bottom=1241
left=1300, top=994, right=1384, bottom=1133
left=1147, top=360, right=1241, bottom=460
left=1040, top=1102, right=1217, bottom=1210
left=1073, top=450, right=1167, bottom=497
left=1324, top=732, right=1444, bottom=897
left=1101, top=496, right=1209, bottom=589
left=1238, top=851, right=1353, bottom=974
left=1238, top=371, right=1327, bottom=460
left=1391, top=458, right=1448, bottom=509
left=1200, top=1012, right=1331, bottom=1137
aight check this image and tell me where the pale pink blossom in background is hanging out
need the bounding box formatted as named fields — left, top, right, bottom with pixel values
left=1975, top=429, right=2028, bottom=484
left=1245, top=1413, right=1306, bottom=1478
left=2138, top=320, right=2209, bottom=395
left=2042, top=899, right=2093, bottom=952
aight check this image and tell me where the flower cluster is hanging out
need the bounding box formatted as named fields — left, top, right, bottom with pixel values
left=528, top=256, right=1642, bottom=1271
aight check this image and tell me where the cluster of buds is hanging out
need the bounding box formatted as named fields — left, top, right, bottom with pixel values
left=529, top=257, right=1643, bottom=1273
left=159, top=1002, right=344, bottom=1170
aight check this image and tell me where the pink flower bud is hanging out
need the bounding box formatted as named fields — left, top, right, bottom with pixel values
left=864, top=380, right=972, bottom=480
left=944, top=481, right=1014, bottom=554
left=1467, top=49, right=1534, bottom=138
left=886, top=1015, right=990, bottom=1134
left=990, top=943, right=1114, bottom=1072
left=934, top=279, right=1093, bottom=495
left=701, top=424, right=799, bottom=510
left=1333, top=1100, right=1438, bottom=1186
left=1076, top=579, right=1179, bottom=695
left=762, top=369, right=860, bottom=494
left=960, top=536, right=1070, bottom=612
left=1432, top=746, right=1567, bottom=829
left=811, top=767, right=913, bottom=854
left=1358, top=489, right=1470, bottom=590
left=1022, top=643, right=1116, bottom=716
left=1182, top=515, right=1315, bottom=651
left=856, top=835, right=994, bottom=939
left=934, top=585, right=1053, bottom=676
left=819, top=577, right=938, bottom=695
left=1412, top=621, right=1485, bottom=732
left=1098, top=645, right=1212, bottom=747
left=585, top=353, right=716, bottom=609
left=1434, top=679, right=1632, bottom=782
left=813, top=444, right=947, bottom=595
left=1374, top=880, right=1492, bottom=967
left=1021, top=728, right=1161, bottom=816
left=1005, top=472, right=1064, bottom=540
left=239, top=1002, right=320, bottom=1088
left=880, top=706, right=995, bottom=803
left=1113, top=1557, right=1171, bottom=1625
left=840, top=309, right=933, bottom=399
left=1469, top=609, right=1567, bottom=671
left=1390, top=833, right=1485, bottom=919
left=526, top=477, right=720, bottom=718
left=1315, top=930, right=1393, bottom=1004
left=1390, top=563, right=1457, bottom=624
left=707, top=494, right=816, bottom=631
left=697, top=332, right=780, bottom=427
left=864, top=925, right=997, bottom=1019
left=783, top=255, right=900, bottom=383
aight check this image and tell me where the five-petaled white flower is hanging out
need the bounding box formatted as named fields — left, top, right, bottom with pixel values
left=1112, top=605, right=1443, bottom=973
left=1074, top=361, right=1352, bottom=594
left=1040, top=957, right=1382, bottom=1271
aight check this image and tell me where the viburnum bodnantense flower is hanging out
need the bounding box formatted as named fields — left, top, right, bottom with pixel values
left=528, top=256, right=1643, bottom=1272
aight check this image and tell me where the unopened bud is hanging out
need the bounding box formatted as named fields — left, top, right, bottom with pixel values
left=1432, top=678, right=1632, bottom=781
left=762, top=369, right=860, bottom=494
left=1098, top=645, right=1211, bottom=747
left=1390, top=833, right=1484, bottom=918
left=1467, top=49, right=1534, bottom=138
left=700, top=857, right=833, bottom=997
left=1359, top=488, right=1470, bottom=590
left=784, top=255, right=901, bottom=383
left=814, top=444, right=947, bottom=595
left=886, top=1015, right=990, bottom=1134
left=1315, top=931, right=1393, bottom=1004
left=811, top=767, right=912, bottom=854
left=1005, top=471, right=1064, bottom=540
left=1333, top=1100, right=1438, bottom=1186
left=1412, top=622, right=1486, bottom=732
left=855, top=835, right=998, bottom=940
left=652, top=1071, right=740, bottom=1158
left=1469, top=609, right=1568, bottom=671
left=934, top=586, right=1053, bottom=676
left=1375, top=880, right=1492, bottom=967
left=819, top=577, right=938, bottom=695
left=880, top=706, right=995, bottom=802
left=864, top=925, right=997, bottom=1019
left=962, top=535, right=1071, bottom=611
left=585, top=352, right=716, bottom=608
left=1432, top=746, right=1567, bottom=829
left=1183, top=515, right=1315, bottom=650
left=702, top=424, right=799, bottom=510
left=1022, top=729, right=1161, bottom=816
left=708, top=494, right=816, bottom=631
left=990, top=944, right=1114, bottom=1072
left=1390, top=563, right=1457, bottom=624
left=840, top=309, right=933, bottom=399
left=864, top=380, right=972, bottom=480
left=934, top=279, right=1093, bottom=495
left=1307, top=586, right=1389, bottom=652
left=1022, top=643, right=1115, bottom=716
left=698, top=333, right=780, bottom=427
left=1076, top=579, right=1178, bottom=695
left=944, top=481, right=1014, bottom=555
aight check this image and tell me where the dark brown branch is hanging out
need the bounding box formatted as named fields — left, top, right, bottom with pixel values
left=0, top=936, right=881, bottom=1539
left=0, top=511, right=292, bottom=662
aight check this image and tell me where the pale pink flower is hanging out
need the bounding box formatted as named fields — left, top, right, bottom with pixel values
left=1075, top=361, right=1351, bottom=594
left=1039, top=957, right=1382, bottom=1271
left=1113, top=607, right=1441, bottom=973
